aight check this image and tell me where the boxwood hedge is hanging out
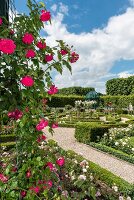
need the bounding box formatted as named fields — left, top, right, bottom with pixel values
left=47, top=95, right=84, bottom=107
left=75, top=122, right=109, bottom=143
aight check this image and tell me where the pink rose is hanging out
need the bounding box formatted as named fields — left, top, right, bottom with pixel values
left=36, top=41, right=46, bottom=49
left=37, top=134, right=46, bottom=143
left=29, top=186, right=40, bottom=194
left=20, top=191, right=27, bottom=198
left=0, top=39, right=16, bottom=54
left=10, top=30, right=14, bottom=35
left=45, top=180, right=53, bottom=188
left=60, top=49, right=68, bottom=55
left=0, top=173, right=8, bottom=183
left=20, top=76, right=34, bottom=87
left=22, top=33, right=34, bottom=44
left=26, top=170, right=31, bottom=178
left=25, top=49, right=36, bottom=58
left=56, top=157, right=65, bottom=167
left=52, top=122, right=58, bottom=128
left=70, top=52, right=79, bottom=63
left=45, top=54, right=53, bottom=62
left=46, top=162, right=54, bottom=171
left=0, top=17, right=3, bottom=25
left=48, top=85, right=58, bottom=95
left=36, top=119, right=48, bottom=131
left=40, top=10, right=51, bottom=22
left=8, top=109, right=23, bottom=120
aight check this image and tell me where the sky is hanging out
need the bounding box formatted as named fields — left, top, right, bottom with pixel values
left=14, top=0, right=134, bottom=93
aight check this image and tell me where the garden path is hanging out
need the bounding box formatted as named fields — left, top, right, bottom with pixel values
left=45, top=127, right=134, bottom=184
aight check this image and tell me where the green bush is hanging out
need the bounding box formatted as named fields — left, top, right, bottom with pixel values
left=58, top=86, right=94, bottom=96
left=47, top=95, right=84, bottom=107
left=106, top=76, right=134, bottom=95
left=101, top=95, right=134, bottom=108
left=90, top=143, right=134, bottom=164
left=75, top=122, right=109, bottom=143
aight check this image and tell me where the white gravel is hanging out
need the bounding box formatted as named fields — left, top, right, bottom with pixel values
left=45, top=127, right=134, bottom=184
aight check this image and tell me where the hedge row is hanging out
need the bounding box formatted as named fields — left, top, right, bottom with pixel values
left=58, top=86, right=94, bottom=96
left=100, top=95, right=134, bottom=108
left=75, top=122, right=129, bottom=144
left=106, top=76, right=134, bottom=95
left=0, top=134, right=15, bottom=143
left=48, top=140, right=134, bottom=197
left=75, top=122, right=109, bottom=143
left=90, top=142, right=134, bottom=164
left=47, top=95, right=84, bottom=107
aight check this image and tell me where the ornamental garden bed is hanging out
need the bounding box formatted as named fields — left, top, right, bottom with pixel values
left=75, top=122, right=134, bottom=164
left=1, top=140, right=133, bottom=200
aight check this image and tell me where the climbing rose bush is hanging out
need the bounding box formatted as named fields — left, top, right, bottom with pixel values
left=0, top=0, right=79, bottom=199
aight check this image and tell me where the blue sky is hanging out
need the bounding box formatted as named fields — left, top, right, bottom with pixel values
left=14, top=0, right=134, bottom=93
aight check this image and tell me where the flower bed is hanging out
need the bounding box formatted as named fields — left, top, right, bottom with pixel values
left=1, top=140, right=133, bottom=199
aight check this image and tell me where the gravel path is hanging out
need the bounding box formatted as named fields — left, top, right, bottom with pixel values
left=45, top=127, right=134, bottom=184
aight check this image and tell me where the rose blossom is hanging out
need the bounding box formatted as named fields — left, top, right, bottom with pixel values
left=40, top=10, right=51, bottom=22
left=36, top=119, right=48, bottom=131
left=56, top=157, right=65, bottom=167
left=0, top=173, right=8, bottom=183
left=25, top=49, right=36, bottom=58
left=22, top=33, right=34, bottom=44
left=45, top=54, right=53, bottom=62
left=20, top=76, right=34, bottom=87
left=60, top=49, right=68, bottom=55
left=8, top=109, right=23, bottom=120
left=26, top=170, right=31, bottom=178
left=0, top=17, right=3, bottom=25
left=37, top=134, right=46, bottom=143
left=45, top=180, right=53, bottom=188
left=46, top=162, right=54, bottom=171
left=36, top=41, right=46, bottom=49
left=0, top=39, right=16, bottom=54
left=69, top=52, right=79, bottom=63
left=10, top=29, right=14, bottom=35
left=52, top=122, right=58, bottom=128
left=47, top=85, right=58, bottom=95
left=29, top=186, right=40, bottom=194
left=20, top=191, right=27, bottom=198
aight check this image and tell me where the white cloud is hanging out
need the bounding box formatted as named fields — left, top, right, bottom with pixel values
left=59, top=3, right=68, bottom=15
left=51, top=4, right=57, bottom=12
left=44, top=5, right=134, bottom=93
left=118, top=71, right=134, bottom=78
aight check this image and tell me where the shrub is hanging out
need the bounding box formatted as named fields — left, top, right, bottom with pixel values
left=58, top=86, right=94, bottom=96
left=100, top=95, right=134, bottom=108
left=106, top=76, right=134, bottom=95
left=47, top=95, right=84, bottom=107
left=75, top=122, right=109, bottom=143
left=90, top=143, right=134, bottom=164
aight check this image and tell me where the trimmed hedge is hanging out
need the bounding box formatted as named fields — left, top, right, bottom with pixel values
left=106, top=76, right=134, bottom=95
left=47, top=95, right=84, bottom=107
left=75, top=122, right=109, bottom=143
left=1, top=142, right=15, bottom=151
left=58, top=86, right=94, bottom=96
left=90, top=142, right=134, bottom=164
left=0, top=134, right=15, bottom=143
left=100, top=95, right=134, bottom=108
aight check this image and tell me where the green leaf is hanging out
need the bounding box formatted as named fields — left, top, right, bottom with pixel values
left=37, top=156, right=41, bottom=162
left=62, top=60, right=72, bottom=74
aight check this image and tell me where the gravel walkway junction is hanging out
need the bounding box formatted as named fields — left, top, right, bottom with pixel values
left=45, top=127, right=134, bottom=184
